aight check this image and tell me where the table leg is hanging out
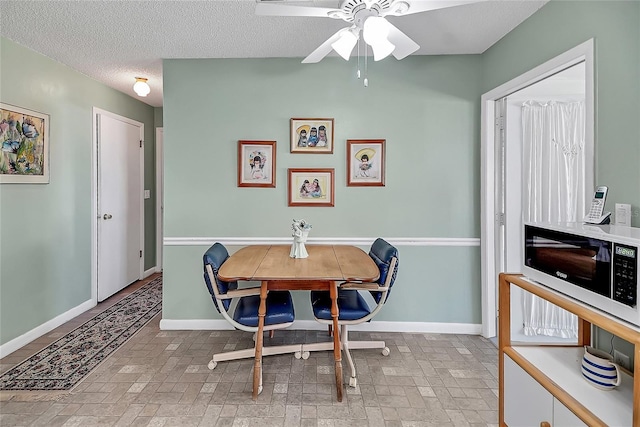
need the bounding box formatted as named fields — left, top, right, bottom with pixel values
left=329, top=281, right=343, bottom=402
left=253, top=281, right=268, bottom=400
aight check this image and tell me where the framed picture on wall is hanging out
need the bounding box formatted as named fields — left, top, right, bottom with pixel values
left=347, top=139, right=385, bottom=187
left=288, top=168, right=335, bottom=207
left=237, top=140, right=276, bottom=188
left=0, top=103, right=49, bottom=184
left=290, top=118, right=334, bottom=153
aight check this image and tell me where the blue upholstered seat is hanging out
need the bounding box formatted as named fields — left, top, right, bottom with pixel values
left=234, top=293, right=294, bottom=327
left=202, top=243, right=297, bottom=376
left=203, top=242, right=295, bottom=328
left=307, top=238, right=399, bottom=388
left=310, top=289, right=371, bottom=321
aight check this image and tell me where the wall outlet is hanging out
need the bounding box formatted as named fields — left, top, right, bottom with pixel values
left=144, top=190, right=150, bottom=199
left=614, top=350, right=631, bottom=371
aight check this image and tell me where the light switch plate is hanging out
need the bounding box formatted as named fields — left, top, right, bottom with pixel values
left=615, top=203, right=631, bottom=226
left=144, top=190, right=150, bottom=199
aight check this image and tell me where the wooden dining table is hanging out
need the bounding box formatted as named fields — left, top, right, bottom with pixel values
left=217, top=244, right=379, bottom=401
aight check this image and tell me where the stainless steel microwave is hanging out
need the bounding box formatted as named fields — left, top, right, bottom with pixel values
left=523, top=222, right=640, bottom=326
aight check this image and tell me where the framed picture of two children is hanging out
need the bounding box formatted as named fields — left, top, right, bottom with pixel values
left=288, top=168, right=335, bottom=207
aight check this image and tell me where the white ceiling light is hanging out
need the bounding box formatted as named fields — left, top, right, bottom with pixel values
left=363, top=17, right=395, bottom=61
left=133, top=77, right=150, bottom=97
left=331, top=28, right=359, bottom=60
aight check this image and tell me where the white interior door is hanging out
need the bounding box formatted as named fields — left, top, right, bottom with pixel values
left=97, top=112, right=143, bottom=301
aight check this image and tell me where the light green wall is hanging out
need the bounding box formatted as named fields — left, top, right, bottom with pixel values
left=482, top=0, right=640, bottom=226
left=163, top=245, right=481, bottom=323
left=164, top=57, right=481, bottom=238
left=162, top=56, right=483, bottom=323
left=0, top=37, right=156, bottom=346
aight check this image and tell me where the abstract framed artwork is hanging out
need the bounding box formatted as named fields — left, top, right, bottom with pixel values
left=347, top=139, right=385, bottom=187
left=0, top=103, right=49, bottom=183
left=290, top=118, right=334, bottom=154
left=237, top=140, right=276, bottom=188
left=288, top=168, right=335, bottom=207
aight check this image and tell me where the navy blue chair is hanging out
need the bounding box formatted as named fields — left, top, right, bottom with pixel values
left=203, top=243, right=299, bottom=391
left=305, top=238, right=399, bottom=387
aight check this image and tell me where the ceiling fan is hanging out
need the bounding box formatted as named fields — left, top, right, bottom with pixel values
left=256, top=0, right=486, bottom=63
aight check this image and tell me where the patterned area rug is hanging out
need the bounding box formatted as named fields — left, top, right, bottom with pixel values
left=0, top=276, right=162, bottom=391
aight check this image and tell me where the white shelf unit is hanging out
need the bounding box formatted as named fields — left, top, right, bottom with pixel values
left=499, top=274, right=640, bottom=426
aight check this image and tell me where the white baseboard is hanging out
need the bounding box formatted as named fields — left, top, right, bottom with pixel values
left=159, top=318, right=482, bottom=335
left=144, top=267, right=156, bottom=278
left=1, top=311, right=480, bottom=359
left=0, top=299, right=95, bottom=358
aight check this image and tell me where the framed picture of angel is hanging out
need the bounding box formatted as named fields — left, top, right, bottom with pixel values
left=290, top=118, right=334, bottom=153
left=347, top=139, right=385, bottom=187
left=237, top=140, right=276, bottom=188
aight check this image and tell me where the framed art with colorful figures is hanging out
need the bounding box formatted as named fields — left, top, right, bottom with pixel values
left=238, top=140, right=276, bottom=188
left=288, top=168, right=335, bottom=207
left=290, top=118, right=334, bottom=154
left=347, top=139, right=385, bottom=187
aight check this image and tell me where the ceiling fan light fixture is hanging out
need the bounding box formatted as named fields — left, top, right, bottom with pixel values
left=331, top=29, right=359, bottom=60
left=133, top=77, right=150, bottom=97
left=369, top=38, right=395, bottom=61
left=363, top=16, right=395, bottom=61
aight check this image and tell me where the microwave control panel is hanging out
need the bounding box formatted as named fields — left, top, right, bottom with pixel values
left=613, top=243, right=638, bottom=307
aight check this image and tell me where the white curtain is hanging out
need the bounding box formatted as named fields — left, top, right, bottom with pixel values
left=521, top=100, right=586, bottom=338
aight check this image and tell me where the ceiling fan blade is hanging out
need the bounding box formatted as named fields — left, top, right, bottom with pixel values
left=302, top=28, right=346, bottom=63
left=255, top=2, right=338, bottom=18
left=386, top=22, right=420, bottom=60
left=385, top=0, right=488, bottom=17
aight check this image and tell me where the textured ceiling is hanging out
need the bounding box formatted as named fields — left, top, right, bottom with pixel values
left=0, top=0, right=548, bottom=107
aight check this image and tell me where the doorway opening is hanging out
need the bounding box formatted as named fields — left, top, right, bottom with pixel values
left=480, top=39, right=595, bottom=339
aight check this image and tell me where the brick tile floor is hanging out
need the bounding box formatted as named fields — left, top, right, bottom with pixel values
left=0, top=275, right=498, bottom=426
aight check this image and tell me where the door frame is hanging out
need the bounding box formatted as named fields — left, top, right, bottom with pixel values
left=155, top=127, right=163, bottom=272
left=91, top=107, right=145, bottom=303
left=480, top=39, right=595, bottom=338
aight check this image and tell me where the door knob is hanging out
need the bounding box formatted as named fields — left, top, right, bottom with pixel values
left=103, top=214, right=113, bottom=220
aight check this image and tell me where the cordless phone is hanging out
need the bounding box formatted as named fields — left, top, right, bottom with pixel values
left=584, top=186, right=611, bottom=224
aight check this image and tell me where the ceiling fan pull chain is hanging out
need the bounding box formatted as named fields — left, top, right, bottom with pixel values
left=357, top=37, right=361, bottom=79
left=364, top=44, right=369, bottom=87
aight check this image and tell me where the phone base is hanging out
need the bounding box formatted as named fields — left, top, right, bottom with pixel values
left=584, top=212, right=611, bottom=225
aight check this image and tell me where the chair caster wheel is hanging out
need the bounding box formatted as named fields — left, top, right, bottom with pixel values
left=349, top=377, right=357, bottom=387
left=294, top=351, right=302, bottom=359
left=208, top=361, right=217, bottom=370
left=381, top=347, right=390, bottom=356
left=302, top=351, right=310, bottom=360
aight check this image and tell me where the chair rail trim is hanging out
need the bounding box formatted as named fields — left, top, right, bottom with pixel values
left=164, top=237, right=480, bottom=247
